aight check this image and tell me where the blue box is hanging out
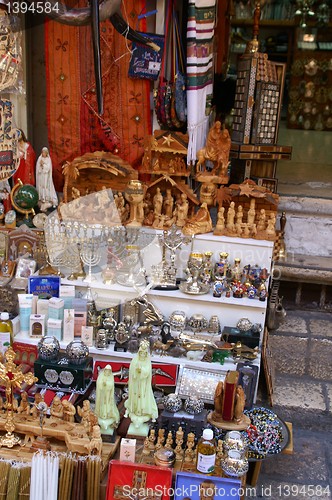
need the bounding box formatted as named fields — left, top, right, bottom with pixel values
left=175, top=471, right=241, bottom=500
left=28, top=276, right=60, bottom=298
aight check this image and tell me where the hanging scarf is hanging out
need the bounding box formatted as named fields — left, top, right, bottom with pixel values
left=186, top=0, right=216, bottom=163
left=45, top=0, right=151, bottom=191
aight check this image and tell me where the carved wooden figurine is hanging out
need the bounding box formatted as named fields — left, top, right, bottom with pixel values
left=62, top=400, right=76, bottom=422
left=183, top=202, right=212, bottom=236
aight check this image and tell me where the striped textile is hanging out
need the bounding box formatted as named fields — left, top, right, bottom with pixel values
left=186, top=0, right=216, bottom=163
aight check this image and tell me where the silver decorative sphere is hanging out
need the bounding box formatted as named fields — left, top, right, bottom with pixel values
left=184, top=396, right=204, bottom=415
left=66, top=340, right=89, bottom=365
left=163, top=393, right=182, bottom=413
left=236, top=318, right=253, bottom=332
left=37, top=336, right=60, bottom=361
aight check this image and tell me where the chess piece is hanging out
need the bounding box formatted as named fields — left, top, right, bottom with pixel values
left=95, top=364, right=120, bottom=435
left=247, top=199, right=256, bottom=226
left=174, top=426, right=184, bottom=460
left=50, top=396, right=64, bottom=419
left=184, top=432, right=196, bottom=463
left=142, top=437, right=151, bottom=455
left=62, top=400, right=76, bottom=422
left=216, top=439, right=224, bottom=463
left=148, top=429, right=156, bottom=450
left=164, top=431, right=173, bottom=449
left=154, top=428, right=165, bottom=450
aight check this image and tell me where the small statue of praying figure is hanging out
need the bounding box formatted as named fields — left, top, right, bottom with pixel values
left=17, top=391, right=30, bottom=415
left=50, top=396, right=64, bottom=419
left=62, top=400, right=76, bottom=422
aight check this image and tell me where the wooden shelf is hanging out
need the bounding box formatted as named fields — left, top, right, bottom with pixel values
left=232, top=19, right=297, bottom=28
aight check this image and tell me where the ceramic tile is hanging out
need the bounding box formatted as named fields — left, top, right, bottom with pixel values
left=275, top=315, right=308, bottom=334
left=308, top=339, right=332, bottom=380
left=270, top=335, right=307, bottom=375
left=260, top=432, right=329, bottom=482
left=273, top=376, right=326, bottom=411
left=309, top=319, right=332, bottom=338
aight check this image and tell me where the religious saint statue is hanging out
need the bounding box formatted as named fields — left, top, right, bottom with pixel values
left=124, top=339, right=158, bottom=436
left=35, top=147, right=58, bottom=212
left=94, top=365, right=120, bottom=435
left=226, top=201, right=236, bottom=232
left=163, top=189, right=174, bottom=218
left=174, top=193, right=189, bottom=228
left=196, top=121, right=231, bottom=175
left=247, top=199, right=256, bottom=226
left=214, top=207, right=225, bottom=234
left=257, top=208, right=266, bottom=232
left=234, top=385, right=246, bottom=423
left=153, top=187, right=163, bottom=216
left=13, top=129, right=36, bottom=186
left=0, top=180, right=12, bottom=213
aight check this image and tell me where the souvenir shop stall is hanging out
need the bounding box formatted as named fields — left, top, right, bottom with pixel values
left=0, top=1, right=292, bottom=498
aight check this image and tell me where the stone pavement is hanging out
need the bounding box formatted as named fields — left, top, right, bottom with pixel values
left=247, top=307, right=332, bottom=499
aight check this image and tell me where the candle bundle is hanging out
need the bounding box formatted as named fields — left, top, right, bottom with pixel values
left=71, top=458, right=86, bottom=500
left=6, top=465, right=21, bottom=500
left=0, top=460, right=11, bottom=498
left=30, top=452, right=59, bottom=500
left=58, top=454, right=75, bottom=500
left=86, top=456, right=101, bottom=500
left=18, top=466, right=31, bottom=500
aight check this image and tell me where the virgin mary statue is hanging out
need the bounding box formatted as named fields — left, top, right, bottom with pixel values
left=35, top=147, right=58, bottom=212
left=95, top=365, right=120, bottom=434
left=124, top=339, right=158, bottom=436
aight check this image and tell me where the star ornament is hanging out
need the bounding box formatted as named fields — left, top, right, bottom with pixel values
left=239, top=183, right=255, bottom=197
left=162, top=135, right=174, bottom=147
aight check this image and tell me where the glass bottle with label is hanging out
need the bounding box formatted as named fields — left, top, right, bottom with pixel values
left=196, top=428, right=216, bottom=474
left=0, top=312, right=13, bottom=355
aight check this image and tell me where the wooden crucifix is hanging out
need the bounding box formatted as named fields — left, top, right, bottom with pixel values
left=0, top=346, right=38, bottom=448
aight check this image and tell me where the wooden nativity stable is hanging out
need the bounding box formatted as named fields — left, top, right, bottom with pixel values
left=62, top=151, right=138, bottom=203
